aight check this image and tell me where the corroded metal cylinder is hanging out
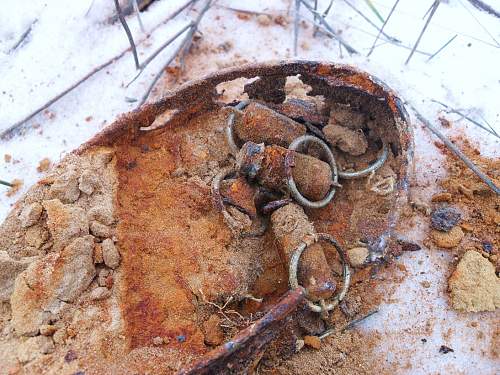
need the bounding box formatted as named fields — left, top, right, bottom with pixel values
left=237, top=142, right=332, bottom=201
left=271, top=203, right=335, bottom=300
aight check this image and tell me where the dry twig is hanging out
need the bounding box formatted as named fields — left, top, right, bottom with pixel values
left=138, top=0, right=212, bottom=106
left=427, top=34, right=457, bottom=61
left=114, top=0, right=140, bottom=69
left=0, top=180, right=13, bottom=188
left=367, top=0, right=401, bottom=57
left=300, top=0, right=358, bottom=54
left=405, top=0, right=441, bottom=64
left=410, top=104, right=500, bottom=195
left=467, top=0, right=500, bottom=18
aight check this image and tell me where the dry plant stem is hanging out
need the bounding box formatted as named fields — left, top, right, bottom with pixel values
left=431, top=99, right=500, bottom=139
left=427, top=34, right=457, bottom=61
left=319, top=309, right=379, bottom=340
left=1, top=1, right=197, bottom=139
left=133, top=0, right=145, bottom=32
left=312, top=0, right=319, bottom=37
left=138, top=0, right=212, bottom=106
left=8, top=20, right=37, bottom=54
left=459, top=0, right=500, bottom=47
left=411, top=104, right=500, bottom=195
left=0, top=180, right=13, bottom=188
left=299, top=0, right=358, bottom=54
left=467, top=0, right=500, bottom=18
left=114, top=0, right=140, bottom=69
left=294, top=0, right=300, bottom=56
left=405, top=0, right=441, bottom=65
left=215, top=4, right=273, bottom=16
left=127, top=22, right=194, bottom=87
left=342, top=0, right=399, bottom=43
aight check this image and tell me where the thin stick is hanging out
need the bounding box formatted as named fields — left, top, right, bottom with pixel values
left=114, top=0, right=140, bottom=69
left=300, top=0, right=358, bottom=54
left=215, top=4, right=272, bottom=16
left=133, top=0, right=145, bottom=33
left=126, top=22, right=193, bottom=87
left=411, top=104, right=500, bottom=195
left=343, top=0, right=399, bottom=43
left=294, top=0, right=300, bottom=56
left=367, top=0, right=400, bottom=57
left=460, top=0, right=500, bottom=47
left=139, top=0, right=212, bottom=106
left=431, top=99, right=500, bottom=139
left=405, top=0, right=441, bottom=65
left=467, top=0, right=500, bottom=18
left=9, top=20, right=37, bottom=54
left=0, top=180, right=13, bottom=188
left=312, top=0, right=319, bottom=37
left=426, top=34, right=457, bottom=61
left=1, top=4, right=193, bottom=139
left=319, top=309, right=379, bottom=340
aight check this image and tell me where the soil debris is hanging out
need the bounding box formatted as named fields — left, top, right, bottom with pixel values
left=431, top=226, right=464, bottom=249
left=6, top=179, right=23, bottom=196
left=448, top=250, right=500, bottom=312
left=37, top=158, right=51, bottom=173
left=323, top=125, right=368, bottom=156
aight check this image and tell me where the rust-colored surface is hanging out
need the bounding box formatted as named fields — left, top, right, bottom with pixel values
left=220, top=177, right=258, bottom=218
left=68, top=60, right=414, bottom=373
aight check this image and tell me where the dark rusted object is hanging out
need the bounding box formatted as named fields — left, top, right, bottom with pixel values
left=261, top=198, right=293, bottom=215
left=234, top=102, right=306, bottom=147
left=178, top=288, right=305, bottom=375
left=75, top=60, right=414, bottom=372
left=237, top=142, right=332, bottom=201
left=267, top=98, right=329, bottom=126
left=271, top=203, right=336, bottom=301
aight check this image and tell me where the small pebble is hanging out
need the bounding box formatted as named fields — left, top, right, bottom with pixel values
left=431, top=206, right=461, bottom=232
left=431, top=226, right=464, bottom=249
left=439, top=345, right=454, bottom=354
left=102, top=239, right=120, bottom=269
left=347, top=247, right=369, bottom=267
left=152, top=336, right=163, bottom=346
left=39, top=324, right=57, bottom=336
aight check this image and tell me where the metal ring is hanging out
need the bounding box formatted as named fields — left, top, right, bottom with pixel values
left=289, top=233, right=351, bottom=313
left=338, top=143, right=389, bottom=179
left=211, top=166, right=267, bottom=237
left=287, top=135, right=339, bottom=209
left=225, top=100, right=250, bottom=154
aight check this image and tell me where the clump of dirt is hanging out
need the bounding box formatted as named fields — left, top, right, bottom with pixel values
left=427, top=137, right=500, bottom=311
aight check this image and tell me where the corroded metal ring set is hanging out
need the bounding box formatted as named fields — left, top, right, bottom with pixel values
left=216, top=100, right=388, bottom=314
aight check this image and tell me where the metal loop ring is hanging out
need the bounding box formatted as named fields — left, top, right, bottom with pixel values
left=338, top=143, right=389, bottom=179
left=225, top=100, right=250, bottom=154
left=212, top=166, right=267, bottom=237
left=289, top=233, right=351, bottom=313
left=287, top=135, right=339, bottom=209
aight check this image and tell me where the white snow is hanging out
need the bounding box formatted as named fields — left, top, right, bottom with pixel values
left=1, top=0, right=498, bottom=373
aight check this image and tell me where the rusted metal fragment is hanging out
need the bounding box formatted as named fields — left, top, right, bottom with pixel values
left=220, top=177, right=257, bottom=218
left=178, top=288, right=305, bottom=375
left=234, top=102, right=306, bottom=147
left=267, top=98, right=328, bottom=126
left=244, top=76, right=286, bottom=104
left=237, top=142, right=332, bottom=201
left=271, top=203, right=335, bottom=300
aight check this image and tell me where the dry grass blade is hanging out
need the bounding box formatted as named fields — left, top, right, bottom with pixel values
left=467, top=0, right=500, bottom=18
left=133, top=0, right=146, bottom=32
left=431, top=99, right=500, bottom=139
left=8, top=20, right=37, bottom=54
left=294, top=0, right=300, bottom=56
left=460, top=0, right=500, bottom=47
left=138, top=0, right=212, bottom=106
left=367, top=0, right=400, bottom=56
left=319, top=309, right=379, bottom=340
left=300, top=0, right=358, bottom=54
left=405, top=0, right=441, bottom=65
left=343, top=0, right=400, bottom=43
left=0, top=180, right=13, bottom=188
left=410, top=104, right=500, bottom=195
left=427, top=34, right=457, bottom=61
left=114, top=0, right=140, bottom=69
